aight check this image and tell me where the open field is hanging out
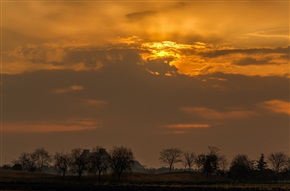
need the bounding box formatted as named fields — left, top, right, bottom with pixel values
left=1, top=170, right=290, bottom=191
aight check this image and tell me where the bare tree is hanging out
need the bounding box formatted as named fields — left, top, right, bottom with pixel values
left=159, top=148, right=182, bottom=173
left=195, top=153, right=206, bottom=172
left=31, top=148, right=51, bottom=173
left=89, top=146, right=110, bottom=180
left=229, top=154, right=254, bottom=180
left=267, top=152, right=287, bottom=172
left=13, top=152, right=36, bottom=172
left=286, top=157, right=290, bottom=172
left=54, top=152, right=70, bottom=178
left=183, top=152, right=195, bottom=171
left=70, top=148, right=89, bottom=179
left=218, top=155, right=229, bottom=172
left=110, top=146, right=134, bottom=185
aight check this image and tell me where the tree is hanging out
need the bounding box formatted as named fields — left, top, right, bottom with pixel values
left=267, top=152, right=287, bottom=172
left=256, top=153, right=267, bottom=171
left=183, top=152, right=195, bottom=171
left=54, top=152, right=70, bottom=178
left=70, top=148, right=89, bottom=179
left=285, top=157, right=290, bottom=172
left=13, top=152, right=36, bottom=172
left=229, top=154, right=254, bottom=180
left=31, top=148, right=51, bottom=173
left=89, top=146, right=110, bottom=180
left=110, top=146, right=134, bottom=185
left=203, top=147, right=220, bottom=177
left=218, top=155, right=229, bottom=173
left=159, top=148, right=182, bottom=173
left=195, top=153, right=206, bottom=171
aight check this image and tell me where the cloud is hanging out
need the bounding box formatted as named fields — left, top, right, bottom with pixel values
left=52, top=85, right=83, bottom=94
left=201, top=46, right=289, bottom=58
left=233, top=57, right=273, bottom=66
left=258, top=100, right=290, bottom=115
left=138, top=40, right=289, bottom=78
left=181, top=107, right=257, bottom=120
left=245, top=28, right=289, bottom=39
left=3, top=39, right=289, bottom=79
left=3, top=44, right=145, bottom=74
left=126, top=10, right=157, bottom=20
left=164, top=123, right=210, bottom=129
left=3, top=118, right=98, bottom=133
left=161, top=123, right=209, bottom=135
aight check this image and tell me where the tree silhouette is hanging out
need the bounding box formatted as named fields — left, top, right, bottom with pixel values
left=218, top=155, right=228, bottom=173
left=229, top=154, right=254, bottom=180
left=89, top=146, right=110, bottom=180
left=202, top=147, right=220, bottom=177
left=257, top=153, right=267, bottom=171
left=13, top=152, right=36, bottom=172
left=183, top=152, right=195, bottom=171
left=31, top=148, right=51, bottom=173
left=159, top=148, right=182, bottom=173
left=54, top=152, right=70, bottom=178
left=70, top=148, right=89, bottom=180
left=195, top=153, right=206, bottom=172
left=110, top=146, right=134, bottom=185
left=267, top=152, right=287, bottom=172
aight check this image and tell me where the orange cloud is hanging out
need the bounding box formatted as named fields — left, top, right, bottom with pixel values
left=52, top=85, right=83, bottom=94
left=138, top=39, right=289, bottom=78
left=181, top=107, right=257, bottom=120
left=258, top=100, right=290, bottom=115
left=164, top=123, right=210, bottom=129
left=161, top=123, right=209, bottom=135
left=3, top=118, right=98, bottom=133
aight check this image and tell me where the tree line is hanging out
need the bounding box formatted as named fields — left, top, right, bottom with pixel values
left=159, top=147, right=290, bottom=181
left=5, top=146, right=290, bottom=182
left=9, top=146, right=133, bottom=184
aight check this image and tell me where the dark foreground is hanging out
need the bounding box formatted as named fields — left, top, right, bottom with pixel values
left=1, top=170, right=290, bottom=191
left=1, top=182, right=290, bottom=191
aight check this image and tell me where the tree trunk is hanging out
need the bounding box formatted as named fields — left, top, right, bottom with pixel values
left=117, top=174, right=121, bottom=186
left=169, top=164, right=172, bottom=173
left=98, top=171, right=101, bottom=180
left=78, top=171, right=82, bottom=181
left=62, top=170, right=66, bottom=180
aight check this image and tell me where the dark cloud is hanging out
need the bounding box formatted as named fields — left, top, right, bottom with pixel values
left=126, top=10, right=157, bottom=20
left=233, top=57, right=273, bottom=66
left=201, top=46, right=289, bottom=58
left=8, top=45, right=144, bottom=70
left=144, top=57, right=177, bottom=75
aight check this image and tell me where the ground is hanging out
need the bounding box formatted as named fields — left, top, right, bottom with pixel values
left=0, top=169, right=290, bottom=191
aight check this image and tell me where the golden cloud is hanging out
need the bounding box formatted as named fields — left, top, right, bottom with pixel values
left=164, top=123, right=210, bottom=129
left=258, top=100, right=290, bottom=115
left=3, top=37, right=288, bottom=78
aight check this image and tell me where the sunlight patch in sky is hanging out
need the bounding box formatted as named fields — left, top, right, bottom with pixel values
left=258, top=100, right=290, bottom=115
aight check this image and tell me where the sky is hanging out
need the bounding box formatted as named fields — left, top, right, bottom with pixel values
left=1, top=0, right=289, bottom=168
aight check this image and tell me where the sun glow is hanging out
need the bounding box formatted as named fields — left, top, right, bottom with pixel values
left=141, top=41, right=185, bottom=59
left=140, top=40, right=213, bottom=76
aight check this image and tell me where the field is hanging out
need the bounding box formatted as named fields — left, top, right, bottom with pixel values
left=0, top=170, right=290, bottom=191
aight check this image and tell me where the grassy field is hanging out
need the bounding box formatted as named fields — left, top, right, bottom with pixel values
left=0, top=169, right=290, bottom=191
